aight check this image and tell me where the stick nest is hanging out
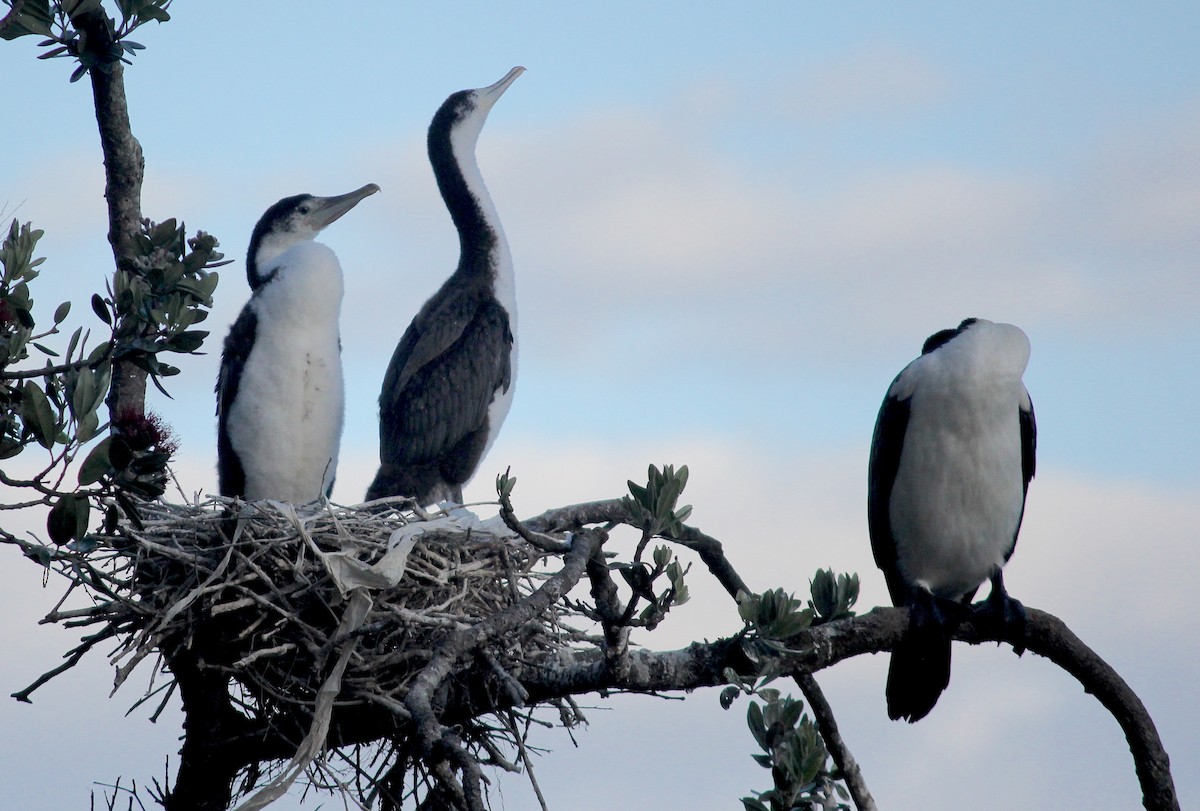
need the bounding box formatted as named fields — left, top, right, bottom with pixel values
left=65, top=496, right=585, bottom=728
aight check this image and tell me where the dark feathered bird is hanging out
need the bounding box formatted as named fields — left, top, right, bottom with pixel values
left=366, top=67, right=523, bottom=506
left=217, top=183, right=379, bottom=502
left=868, top=317, right=1036, bottom=722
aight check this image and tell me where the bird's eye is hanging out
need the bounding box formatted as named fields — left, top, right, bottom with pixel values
left=298, top=205, right=311, bottom=215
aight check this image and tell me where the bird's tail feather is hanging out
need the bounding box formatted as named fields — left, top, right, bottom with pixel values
left=886, top=626, right=952, bottom=723
left=365, top=463, right=452, bottom=507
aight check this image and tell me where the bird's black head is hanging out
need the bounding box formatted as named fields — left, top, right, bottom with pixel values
left=245, top=184, right=380, bottom=288
left=431, top=89, right=477, bottom=134
left=921, top=317, right=980, bottom=355
left=427, top=67, right=525, bottom=159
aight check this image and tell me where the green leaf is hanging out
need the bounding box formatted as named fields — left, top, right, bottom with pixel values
left=0, top=0, right=53, bottom=40
left=652, top=545, right=671, bottom=568
left=108, top=436, right=132, bottom=471
left=129, top=450, right=169, bottom=475
left=150, top=218, right=178, bottom=247
left=91, top=363, right=112, bottom=414
left=166, top=329, right=207, bottom=354
left=77, top=437, right=112, bottom=485
left=53, top=300, right=71, bottom=324
left=71, top=367, right=96, bottom=420
left=498, top=470, right=517, bottom=498
left=76, top=410, right=99, bottom=443
left=779, top=699, right=804, bottom=731
left=47, top=494, right=88, bottom=545
left=20, top=381, right=57, bottom=449
left=88, top=341, right=111, bottom=365
left=747, top=701, right=769, bottom=750
left=62, top=0, right=103, bottom=18
left=91, top=293, right=112, bottom=325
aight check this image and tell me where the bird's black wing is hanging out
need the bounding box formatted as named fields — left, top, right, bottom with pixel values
left=378, top=287, right=512, bottom=466
left=1004, top=387, right=1038, bottom=562
left=215, top=304, right=257, bottom=497
left=868, top=376, right=912, bottom=607
left=381, top=283, right=476, bottom=399
left=1020, top=389, right=1036, bottom=493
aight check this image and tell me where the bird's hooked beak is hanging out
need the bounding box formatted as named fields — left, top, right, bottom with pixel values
left=309, top=183, right=381, bottom=230
left=475, top=66, right=525, bottom=111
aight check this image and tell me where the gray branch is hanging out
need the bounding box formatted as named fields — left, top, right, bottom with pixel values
left=69, top=7, right=149, bottom=422
left=402, top=528, right=606, bottom=808
left=796, top=672, right=876, bottom=811
left=517, top=605, right=1178, bottom=811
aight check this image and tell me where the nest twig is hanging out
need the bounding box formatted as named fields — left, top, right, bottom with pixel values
left=13, top=495, right=595, bottom=809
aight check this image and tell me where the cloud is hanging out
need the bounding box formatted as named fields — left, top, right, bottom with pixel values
left=1081, top=102, right=1200, bottom=249
left=430, top=92, right=1199, bottom=373
left=776, top=44, right=955, bottom=123
left=9, top=68, right=1197, bottom=395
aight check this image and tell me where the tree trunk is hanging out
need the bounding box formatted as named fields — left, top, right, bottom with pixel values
left=71, top=7, right=149, bottom=423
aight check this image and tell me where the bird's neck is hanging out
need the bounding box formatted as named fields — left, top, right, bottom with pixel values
left=252, top=242, right=344, bottom=325
left=434, top=129, right=510, bottom=282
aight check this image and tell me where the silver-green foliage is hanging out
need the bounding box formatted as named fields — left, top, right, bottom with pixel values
left=722, top=573, right=860, bottom=810
left=0, top=217, right=222, bottom=547
left=1, top=0, right=172, bottom=81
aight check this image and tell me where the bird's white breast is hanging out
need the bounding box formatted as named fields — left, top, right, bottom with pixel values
left=227, top=242, right=346, bottom=502
left=456, top=143, right=519, bottom=463
left=888, top=325, right=1030, bottom=599
left=484, top=218, right=517, bottom=460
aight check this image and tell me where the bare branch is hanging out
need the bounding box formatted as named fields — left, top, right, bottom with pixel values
left=518, top=606, right=1178, bottom=811
left=67, top=6, right=149, bottom=421
left=0, top=349, right=114, bottom=381
left=795, top=673, right=876, bottom=811
left=402, top=528, right=605, bottom=806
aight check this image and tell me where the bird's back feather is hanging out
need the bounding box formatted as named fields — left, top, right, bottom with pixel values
left=369, top=280, right=512, bottom=504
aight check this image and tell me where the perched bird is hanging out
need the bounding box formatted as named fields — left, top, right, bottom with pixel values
left=217, top=183, right=380, bottom=502
left=868, top=317, right=1036, bottom=722
left=366, top=67, right=524, bottom=506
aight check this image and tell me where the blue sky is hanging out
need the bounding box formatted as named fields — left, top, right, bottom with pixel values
left=2, top=2, right=1198, bottom=809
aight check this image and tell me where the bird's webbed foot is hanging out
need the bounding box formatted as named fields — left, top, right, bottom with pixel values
left=974, top=570, right=1027, bottom=655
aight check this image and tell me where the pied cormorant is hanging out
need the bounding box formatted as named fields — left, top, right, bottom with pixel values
left=868, top=317, right=1036, bottom=722
left=366, top=67, right=524, bottom=506
left=217, top=183, right=379, bottom=502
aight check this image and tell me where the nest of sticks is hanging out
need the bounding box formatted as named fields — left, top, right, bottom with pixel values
left=36, top=494, right=592, bottom=804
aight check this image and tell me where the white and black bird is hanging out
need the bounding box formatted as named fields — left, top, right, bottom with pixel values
left=217, top=183, right=380, bottom=502
left=868, top=317, right=1036, bottom=722
left=366, top=67, right=524, bottom=506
